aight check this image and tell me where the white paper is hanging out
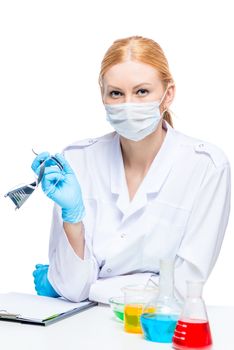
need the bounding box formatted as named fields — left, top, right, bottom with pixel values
left=0, top=292, right=90, bottom=321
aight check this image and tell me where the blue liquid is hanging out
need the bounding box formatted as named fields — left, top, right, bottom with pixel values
left=140, top=313, right=178, bottom=343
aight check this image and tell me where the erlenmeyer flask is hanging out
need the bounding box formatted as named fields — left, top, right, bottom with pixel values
left=140, top=259, right=181, bottom=343
left=172, top=280, right=213, bottom=349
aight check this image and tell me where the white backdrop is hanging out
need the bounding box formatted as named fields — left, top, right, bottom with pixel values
left=0, top=0, right=233, bottom=306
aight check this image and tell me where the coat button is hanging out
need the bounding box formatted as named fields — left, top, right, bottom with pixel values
left=107, top=268, right=112, bottom=273
left=194, top=142, right=206, bottom=152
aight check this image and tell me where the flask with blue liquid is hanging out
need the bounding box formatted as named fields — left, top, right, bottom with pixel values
left=140, top=259, right=181, bottom=343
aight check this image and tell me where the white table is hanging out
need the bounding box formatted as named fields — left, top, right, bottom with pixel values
left=0, top=305, right=232, bottom=349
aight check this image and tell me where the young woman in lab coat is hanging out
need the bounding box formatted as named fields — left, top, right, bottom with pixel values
left=32, top=36, right=231, bottom=303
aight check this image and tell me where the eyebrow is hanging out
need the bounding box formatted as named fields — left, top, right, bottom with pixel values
left=107, top=83, right=153, bottom=90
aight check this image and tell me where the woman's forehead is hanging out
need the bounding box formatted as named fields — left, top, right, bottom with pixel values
left=102, top=60, right=161, bottom=87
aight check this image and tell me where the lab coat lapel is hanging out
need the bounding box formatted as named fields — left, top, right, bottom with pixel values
left=110, top=134, right=149, bottom=215
left=144, top=122, right=180, bottom=194
left=123, top=189, right=148, bottom=220
left=111, top=173, right=148, bottom=220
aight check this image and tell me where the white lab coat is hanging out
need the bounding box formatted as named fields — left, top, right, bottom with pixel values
left=48, top=121, right=231, bottom=303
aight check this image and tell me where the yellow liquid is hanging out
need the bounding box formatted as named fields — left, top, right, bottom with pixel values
left=124, top=304, right=155, bottom=334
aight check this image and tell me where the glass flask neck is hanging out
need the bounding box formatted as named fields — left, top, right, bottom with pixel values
left=187, top=280, right=204, bottom=299
left=180, top=280, right=209, bottom=321
left=158, top=259, right=174, bottom=298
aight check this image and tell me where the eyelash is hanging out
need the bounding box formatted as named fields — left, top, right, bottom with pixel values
left=109, top=89, right=149, bottom=98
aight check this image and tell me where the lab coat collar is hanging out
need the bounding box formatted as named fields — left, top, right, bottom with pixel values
left=110, top=120, right=180, bottom=217
left=110, top=133, right=130, bottom=213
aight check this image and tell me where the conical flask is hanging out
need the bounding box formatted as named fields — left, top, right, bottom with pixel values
left=172, top=280, right=213, bottom=349
left=140, top=259, right=181, bottom=343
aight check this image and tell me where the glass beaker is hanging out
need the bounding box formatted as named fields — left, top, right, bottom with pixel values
left=140, top=259, right=181, bottom=343
left=172, top=280, right=213, bottom=349
left=122, top=283, right=158, bottom=334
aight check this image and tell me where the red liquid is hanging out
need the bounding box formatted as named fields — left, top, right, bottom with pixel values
left=172, top=319, right=212, bottom=349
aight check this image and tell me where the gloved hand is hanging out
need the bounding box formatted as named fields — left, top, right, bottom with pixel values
left=31, top=152, right=85, bottom=223
left=33, top=264, right=60, bottom=297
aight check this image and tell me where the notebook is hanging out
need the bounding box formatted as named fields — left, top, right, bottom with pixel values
left=0, top=292, right=97, bottom=326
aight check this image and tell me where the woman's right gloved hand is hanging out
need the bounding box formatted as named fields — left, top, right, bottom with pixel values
left=31, top=152, right=85, bottom=223
left=33, top=264, right=60, bottom=297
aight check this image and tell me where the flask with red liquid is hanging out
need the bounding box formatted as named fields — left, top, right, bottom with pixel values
left=172, top=280, right=212, bottom=349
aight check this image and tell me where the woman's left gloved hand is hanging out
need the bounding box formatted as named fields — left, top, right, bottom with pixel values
left=32, top=264, right=60, bottom=297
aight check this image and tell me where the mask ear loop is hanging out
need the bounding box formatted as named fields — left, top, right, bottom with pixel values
left=160, top=83, right=175, bottom=118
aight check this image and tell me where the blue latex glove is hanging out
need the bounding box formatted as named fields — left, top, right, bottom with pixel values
left=31, top=152, right=85, bottom=223
left=32, top=264, right=60, bottom=297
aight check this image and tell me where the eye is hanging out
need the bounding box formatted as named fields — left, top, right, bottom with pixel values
left=109, top=90, right=123, bottom=98
left=136, top=88, right=149, bottom=96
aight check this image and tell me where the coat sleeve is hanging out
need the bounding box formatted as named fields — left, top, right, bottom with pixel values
left=174, top=162, right=231, bottom=301
left=47, top=204, right=100, bottom=302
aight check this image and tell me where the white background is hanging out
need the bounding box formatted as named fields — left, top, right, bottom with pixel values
left=0, top=0, right=233, bottom=305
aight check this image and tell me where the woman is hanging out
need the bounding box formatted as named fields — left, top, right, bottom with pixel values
left=32, top=36, right=231, bottom=303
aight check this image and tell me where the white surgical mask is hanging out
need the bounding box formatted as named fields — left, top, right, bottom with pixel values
left=105, top=88, right=168, bottom=141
